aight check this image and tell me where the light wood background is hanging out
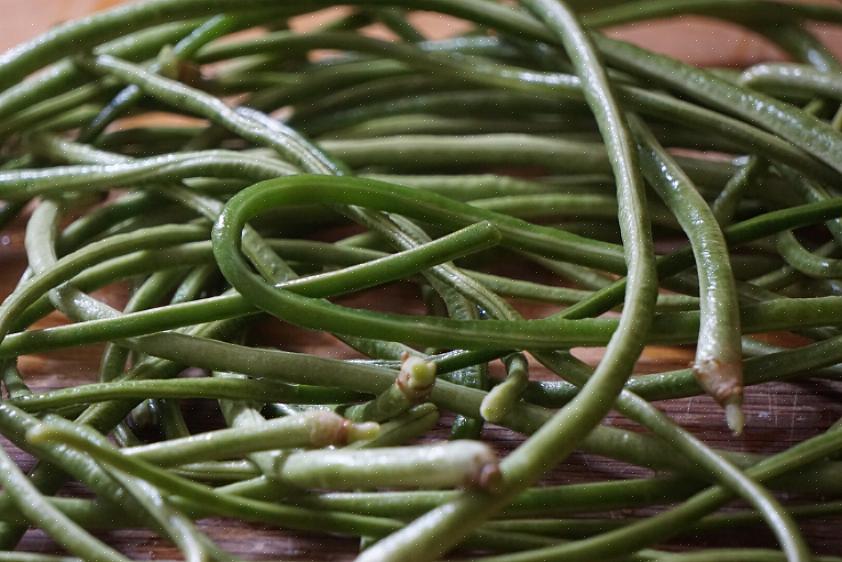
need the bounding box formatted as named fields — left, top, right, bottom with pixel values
left=2, top=1, right=842, bottom=560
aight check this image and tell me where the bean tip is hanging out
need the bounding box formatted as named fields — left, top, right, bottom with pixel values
left=725, top=399, right=745, bottom=436
left=693, top=357, right=743, bottom=404
left=399, top=353, right=436, bottom=396
left=479, top=386, right=506, bottom=423
left=475, top=462, right=503, bottom=494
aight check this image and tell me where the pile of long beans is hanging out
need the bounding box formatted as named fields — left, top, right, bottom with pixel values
left=2, top=0, right=842, bottom=560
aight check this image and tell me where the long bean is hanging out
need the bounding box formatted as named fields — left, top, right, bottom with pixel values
left=10, top=378, right=362, bottom=412
left=1, top=2, right=841, bottom=560
left=630, top=115, right=744, bottom=431
left=124, top=411, right=378, bottom=467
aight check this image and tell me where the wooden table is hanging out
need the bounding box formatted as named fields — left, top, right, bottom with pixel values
left=3, top=2, right=842, bottom=559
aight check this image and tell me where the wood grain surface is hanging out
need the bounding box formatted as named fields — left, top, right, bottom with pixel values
left=3, top=2, right=842, bottom=560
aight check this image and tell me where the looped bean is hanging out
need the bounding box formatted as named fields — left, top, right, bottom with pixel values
left=777, top=230, right=842, bottom=279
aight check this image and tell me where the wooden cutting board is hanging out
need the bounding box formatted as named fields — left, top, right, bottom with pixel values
left=2, top=2, right=842, bottom=560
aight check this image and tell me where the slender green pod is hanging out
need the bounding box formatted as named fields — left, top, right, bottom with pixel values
left=630, top=114, right=744, bottom=433
left=277, top=441, right=501, bottom=491
left=124, top=410, right=378, bottom=466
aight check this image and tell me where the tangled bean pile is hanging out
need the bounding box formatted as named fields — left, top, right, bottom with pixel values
left=1, top=1, right=842, bottom=561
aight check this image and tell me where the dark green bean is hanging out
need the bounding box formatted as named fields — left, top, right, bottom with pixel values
left=630, top=115, right=744, bottom=431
